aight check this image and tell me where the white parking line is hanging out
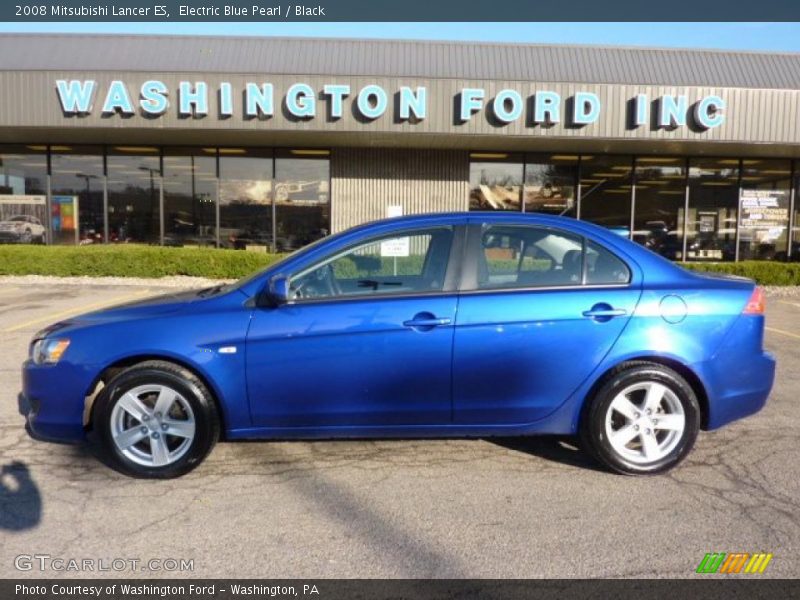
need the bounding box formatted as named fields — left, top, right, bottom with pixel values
left=766, top=326, right=800, bottom=340
left=778, top=300, right=800, bottom=309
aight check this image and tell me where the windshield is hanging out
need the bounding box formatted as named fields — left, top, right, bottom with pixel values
left=9, top=216, right=27, bottom=222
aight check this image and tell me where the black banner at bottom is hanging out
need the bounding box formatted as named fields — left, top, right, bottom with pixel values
left=3, top=579, right=799, bottom=600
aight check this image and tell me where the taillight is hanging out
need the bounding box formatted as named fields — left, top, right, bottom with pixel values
left=743, top=286, right=766, bottom=315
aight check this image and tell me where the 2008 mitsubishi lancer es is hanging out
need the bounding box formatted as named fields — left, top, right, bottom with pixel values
left=21, top=213, right=775, bottom=478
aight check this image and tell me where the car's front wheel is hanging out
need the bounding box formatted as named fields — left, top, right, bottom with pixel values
left=581, top=362, right=700, bottom=475
left=94, top=361, right=220, bottom=478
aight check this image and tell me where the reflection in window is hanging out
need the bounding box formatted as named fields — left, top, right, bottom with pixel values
left=738, top=159, right=791, bottom=261
left=50, top=147, right=104, bottom=245
left=219, top=149, right=273, bottom=250
left=586, top=240, right=631, bottom=285
left=107, top=147, right=161, bottom=245
left=290, top=227, right=453, bottom=300
left=0, top=145, right=48, bottom=245
left=632, top=157, right=686, bottom=260
left=686, top=159, right=739, bottom=261
left=163, top=148, right=217, bottom=247
left=524, top=154, right=578, bottom=217
left=469, top=155, right=523, bottom=211
left=579, top=155, right=633, bottom=232
left=794, top=173, right=800, bottom=262
left=476, top=225, right=584, bottom=289
left=275, top=151, right=330, bottom=252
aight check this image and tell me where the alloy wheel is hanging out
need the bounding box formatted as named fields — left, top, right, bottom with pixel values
left=604, top=381, right=686, bottom=465
left=110, top=384, right=196, bottom=467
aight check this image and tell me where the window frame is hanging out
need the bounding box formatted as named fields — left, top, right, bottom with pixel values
left=280, top=224, right=465, bottom=306
left=458, top=223, right=632, bottom=293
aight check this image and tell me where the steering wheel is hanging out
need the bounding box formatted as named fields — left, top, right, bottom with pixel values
left=291, top=264, right=340, bottom=299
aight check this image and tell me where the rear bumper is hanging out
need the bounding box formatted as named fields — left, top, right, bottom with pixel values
left=21, top=359, right=90, bottom=443
left=696, top=349, right=776, bottom=430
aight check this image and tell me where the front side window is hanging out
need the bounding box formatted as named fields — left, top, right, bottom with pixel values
left=289, top=227, right=454, bottom=301
left=476, top=225, right=584, bottom=289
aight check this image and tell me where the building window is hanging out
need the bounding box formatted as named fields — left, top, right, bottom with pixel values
left=107, top=146, right=161, bottom=245
left=524, top=154, right=579, bottom=217
left=738, top=159, right=791, bottom=261
left=469, top=154, right=523, bottom=211
left=632, top=157, right=686, bottom=260
left=219, top=148, right=273, bottom=250
left=686, top=158, right=739, bottom=262
left=50, top=146, right=104, bottom=245
left=0, top=145, right=47, bottom=245
left=578, top=155, right=633, bottom=233
left=163, top=148, right=217, bottom=247
left=274, top=150, right=330, bottom=252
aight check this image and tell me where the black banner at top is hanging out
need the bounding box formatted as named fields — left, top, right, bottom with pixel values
left=4, top=0, right=800, bottom=21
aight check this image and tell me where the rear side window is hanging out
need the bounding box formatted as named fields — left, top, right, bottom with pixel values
left=476, top=225, right=584, bottom=289
left=586, top=240, right=631, bottom=285
left=470, top=224, right=630, bottom=290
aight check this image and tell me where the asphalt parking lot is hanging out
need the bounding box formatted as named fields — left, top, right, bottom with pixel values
left=0, top=281, right=798, bottom=579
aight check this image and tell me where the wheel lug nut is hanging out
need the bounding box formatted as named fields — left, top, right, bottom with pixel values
left=155, top=412, right=162, bottom=419
left=142, top=415, right=150, bottom=421
left=152, top=432, right=160, bottom=439
left=161, top=423, right=168, bottom=431
left=652, top=419, right=658, bottom=425
left=140, top=426, right=148, bottom=434
left=646, top=409, right=652, bottom=415
left=634, top=412, right=641, bottom=419
left=634, top=424, right=639, bottom=431
left=645, top=428, right=652, bottom=435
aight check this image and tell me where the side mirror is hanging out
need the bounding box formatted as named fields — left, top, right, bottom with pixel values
left=266, top=275, right=290, bottom=306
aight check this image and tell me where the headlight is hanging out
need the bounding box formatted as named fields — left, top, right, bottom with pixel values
left=31, top=338, right=70, bottom=364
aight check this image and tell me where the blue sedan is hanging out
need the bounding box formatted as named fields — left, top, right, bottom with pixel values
left=21, top=213, right=776, bottom=477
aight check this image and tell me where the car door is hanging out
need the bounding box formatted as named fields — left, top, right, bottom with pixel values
left=246, top=224, right=462, bottom=428
left=452, top=221, right=642, bottom=425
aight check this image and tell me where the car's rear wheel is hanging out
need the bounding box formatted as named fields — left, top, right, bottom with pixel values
left=94, top=361, right=220, bottom=478
left=581, top=362, right=700, bottom=475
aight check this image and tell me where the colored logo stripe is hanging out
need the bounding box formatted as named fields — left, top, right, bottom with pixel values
left=696, top=552, right=773, bottom=574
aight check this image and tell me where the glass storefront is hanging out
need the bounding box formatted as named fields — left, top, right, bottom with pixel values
left=50, top=146, right=104, bottom=245
left=219, top=148, right=274, bottom=250
left=633, top=157, right=685, bottom=261
left=1, top=143, right=797, bottom=262
left=469, top=154, right=523, bottom=211
left=275, top=150, right=330, bottom=252
left=524, top=154, right=578, bottom=217
left=107, top=146, right=161, bottom=245
left=738, top=159, right=791, bottom=261
left=579, top=155, right=633, bottom=231
left=686, top=158, right=739, bottom=261
left=469, top=153, right=798, bottom=261
left=0, top=145, right=48, bottom=244
left=163, top=148, right=218, bottom=247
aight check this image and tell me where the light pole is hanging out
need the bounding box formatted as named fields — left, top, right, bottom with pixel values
left=75, top=172, right=99, bottom=243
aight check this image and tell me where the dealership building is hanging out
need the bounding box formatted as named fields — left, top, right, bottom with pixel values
left=0, top=33, right=798, bottom=260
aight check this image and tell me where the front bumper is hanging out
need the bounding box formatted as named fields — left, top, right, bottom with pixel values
left=21, top=359, right=92, bottom=443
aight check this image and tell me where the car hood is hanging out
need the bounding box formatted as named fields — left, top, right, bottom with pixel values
left=36, top=287, right=240, bottom=338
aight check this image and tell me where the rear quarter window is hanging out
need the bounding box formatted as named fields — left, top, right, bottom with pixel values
left=586, top=240, right=631, bottom=285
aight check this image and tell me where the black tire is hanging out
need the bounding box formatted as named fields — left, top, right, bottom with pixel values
left=94, top=360, right=220, bottom=478
left=580, top=361, right=700, bottom=475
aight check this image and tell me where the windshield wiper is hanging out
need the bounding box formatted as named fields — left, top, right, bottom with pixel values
left=197, top=283, right=227, bottom=297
